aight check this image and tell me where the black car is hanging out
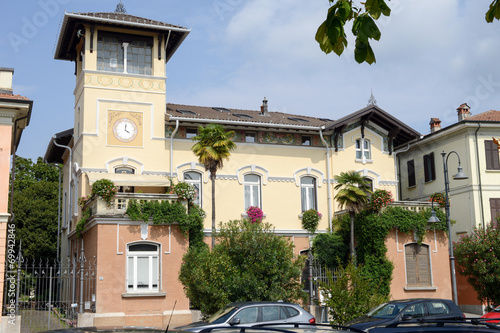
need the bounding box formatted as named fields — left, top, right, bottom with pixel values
left=369, top=318, right=500, bottom=333
left=347, top=299, right=464, bottom=331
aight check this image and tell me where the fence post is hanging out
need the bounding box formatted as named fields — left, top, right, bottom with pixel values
left=48, top=266, right=53, bottom=330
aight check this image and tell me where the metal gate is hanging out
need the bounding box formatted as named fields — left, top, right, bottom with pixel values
left=2, top=251, right=96, bottom=333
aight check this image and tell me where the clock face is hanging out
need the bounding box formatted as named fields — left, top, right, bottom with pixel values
left=113, top=118, right=138, bottom=142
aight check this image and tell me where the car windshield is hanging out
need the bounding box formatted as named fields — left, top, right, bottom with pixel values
left=366, top=303, right=405, bottom=319
left=205, top=306, right=238, bottom=324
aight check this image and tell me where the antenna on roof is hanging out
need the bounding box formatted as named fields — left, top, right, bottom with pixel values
left=368, top=89, right=377, bottom=106
left=115, top=0, right=127, bottom=14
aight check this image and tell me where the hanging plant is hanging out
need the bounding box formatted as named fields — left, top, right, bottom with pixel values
left=246, top=206, right=264, bottom=223
left=172, top=181, right=197, bottom=202
left=370, top=189, right=393, bottom=212
left=92, top=179, right=117, bottom=206
left=302, top=209, right=322, bottom=234
left=429, top=192, right=447, bottom=208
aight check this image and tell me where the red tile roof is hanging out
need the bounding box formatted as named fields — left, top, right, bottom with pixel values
left=466, top=110, right=500, bottom=122
left=0, top=93, right=30, bottom=101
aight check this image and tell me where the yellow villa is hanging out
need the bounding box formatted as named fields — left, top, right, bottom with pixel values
left=42, top=8, right=458, bottom=328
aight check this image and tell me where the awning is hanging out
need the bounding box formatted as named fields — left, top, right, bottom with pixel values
left=86, top=173, right=171, bottom=187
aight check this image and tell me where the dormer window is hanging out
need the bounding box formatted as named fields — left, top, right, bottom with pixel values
left=97, top=32, right=152, bottom=75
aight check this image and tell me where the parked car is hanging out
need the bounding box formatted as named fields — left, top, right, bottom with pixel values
left=482, top=305, right=500, bottom=323
left=40, top=328, right=182, bottom=333
left=368, top=318, right=500, bottom=333
left=346, top=298, right=464, bottom=331
left=175, top=301, right=315, bottom=332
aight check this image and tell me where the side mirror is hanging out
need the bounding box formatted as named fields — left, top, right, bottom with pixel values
left=229, top=318, right=241, bottom=326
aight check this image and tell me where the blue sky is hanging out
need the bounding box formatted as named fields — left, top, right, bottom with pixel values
left=1, top=0, right=499, bottom=160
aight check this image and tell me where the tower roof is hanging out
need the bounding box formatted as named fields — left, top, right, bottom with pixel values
left=54, top=11, right=190, bottom=62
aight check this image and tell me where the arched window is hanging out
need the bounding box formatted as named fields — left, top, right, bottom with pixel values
left=300, top=176, right=317, bottom=212
left=115, top=167, right=135, bottom=193
left=126, top=243, right=159, bottom=292
left=405, top=243, right=431, bottom=287
left=244, top=174, right=261, bottom=210
left=184, top=171, right=202, bottom=206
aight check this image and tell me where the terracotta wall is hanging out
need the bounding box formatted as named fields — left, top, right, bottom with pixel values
left=385, top=228, right=453, bottom=300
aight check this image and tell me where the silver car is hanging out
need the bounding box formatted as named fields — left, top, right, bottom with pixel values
left=176, top=301, right=316, bottom=332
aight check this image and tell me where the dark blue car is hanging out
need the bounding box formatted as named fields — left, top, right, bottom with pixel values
left=347, top=299, right=464, bottom=331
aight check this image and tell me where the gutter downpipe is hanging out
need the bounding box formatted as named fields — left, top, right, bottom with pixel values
left=319, top=126, right=332, bottom=231
left=474, top=123, right=485, bottom=230
left=393, top=143, right=410, bottom=201
left=170, top=120, right=179, bottom=177
left=45, top=161, right=62, bottom=263
left=51, top=136, right=73, bottom=230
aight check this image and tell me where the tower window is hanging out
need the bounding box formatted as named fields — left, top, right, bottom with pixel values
left=97, top=33, right=152, bottom=75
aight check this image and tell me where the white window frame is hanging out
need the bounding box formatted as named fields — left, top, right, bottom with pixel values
left=244, top=174, right=261, bottom=210
left=184, top=171, right=202, bottom=206
left=126, top=242, right=160, bottom=293
left=355, top=138, right=371, bottom=162
left=300, top=176, right=317, bottom=212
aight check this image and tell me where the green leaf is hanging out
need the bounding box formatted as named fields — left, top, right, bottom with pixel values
left=365, top=0, right=391, bottom=19
left=486, top=0, right=500, bottom=22
left=315, top=21, right=334, bottom=54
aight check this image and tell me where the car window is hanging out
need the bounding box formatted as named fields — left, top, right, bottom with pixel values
left=426, top=301, right=452, bottom=315
left=234, top=307, right=258, bottom=324
left=208, top=306, right=237, bottom=324
left=283, top=306, right=300, bottom=318
left=402, top=303, right=426, bottom=318
left=262, top=306, right=280, bottom=322
left=369, top=303, right=403, bottom=318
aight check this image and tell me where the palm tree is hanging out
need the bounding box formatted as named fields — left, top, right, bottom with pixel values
left=334, top=171, right=371, bottom=259
left=191, top=124, right=237, bottom=248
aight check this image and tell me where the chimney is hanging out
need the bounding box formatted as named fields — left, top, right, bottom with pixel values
left=260, top=97, right=268, bottom=116
left=457, top=103, right=471, bottom=121
left=429, top=118, right=441, bottom=133
left=0, top=67, right=14, bottom=95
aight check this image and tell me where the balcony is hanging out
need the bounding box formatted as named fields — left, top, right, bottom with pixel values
left=388, top=200, right=442, bottom=213
left=82, top=192, right=182, bottom=217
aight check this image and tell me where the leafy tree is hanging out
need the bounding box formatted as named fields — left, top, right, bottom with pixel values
left=10, top=156, right=60, bottom=260
left=316, top=0, right=500, bottom=64
left=454, top=219, right=500, bottom=305
left=311, top=232, right=349, bottom=269
left=179, top=219, right=307, bottom=315
left=334, top=170, right=371, bottom=259
left=318, top=258, right=388, bottom=325
left=191, top=124, right=237, bottom=248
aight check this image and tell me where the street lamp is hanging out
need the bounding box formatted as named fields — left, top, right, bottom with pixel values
left=427, top=151, right=468, bottom=305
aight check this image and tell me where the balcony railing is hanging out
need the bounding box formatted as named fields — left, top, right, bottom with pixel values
left=83, top=192, right=181, bottom=217
left=388, top=200, right=442, bottom=213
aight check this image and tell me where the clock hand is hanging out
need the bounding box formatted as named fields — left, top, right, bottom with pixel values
left=124, top=124, right=130, bottom=133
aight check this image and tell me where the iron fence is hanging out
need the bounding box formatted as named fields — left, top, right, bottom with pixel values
left=2, top=252, right=96, bottom=333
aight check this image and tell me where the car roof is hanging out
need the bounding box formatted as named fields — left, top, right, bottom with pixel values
left=386, top=299, right=452, bottom=305
left=228, top=301, right=300, bottom=307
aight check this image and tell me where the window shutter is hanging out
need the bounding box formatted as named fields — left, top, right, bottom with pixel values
left=490, top=198, right=500, bottom=222
left=407, top=160, right=416, bottom=187
left=424, top=153, right=435, bottom=182
left=405, top=244, right=431, bottom=287
left=485, top=140, right=500, bottom=170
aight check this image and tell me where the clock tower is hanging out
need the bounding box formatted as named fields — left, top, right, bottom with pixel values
left=54, top=10, right=189, bottom=176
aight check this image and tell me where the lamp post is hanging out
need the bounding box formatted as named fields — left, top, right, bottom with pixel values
left=427, top=150, right=468, bottom=305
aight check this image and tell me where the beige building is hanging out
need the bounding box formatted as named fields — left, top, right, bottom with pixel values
left=44, top=8, right=457, bottom=328
left=0, top=68, right=33, bottom=331
left=398, top=103, right=500, bottom=313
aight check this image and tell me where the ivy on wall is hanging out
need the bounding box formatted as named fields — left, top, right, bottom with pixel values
left=333, top=206, right=449, bottom=296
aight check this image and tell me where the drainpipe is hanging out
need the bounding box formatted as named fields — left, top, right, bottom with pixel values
left=393, top=143, right=410, bottom=201
left=474, top=123, right=485, bottom=230
left=51, top=136, right=73, bottom=228
left=44, top=160, right=62, bottom=263
left=170, top=120, right=179, bottom=178
left=319, top=126, right=332, bottom=231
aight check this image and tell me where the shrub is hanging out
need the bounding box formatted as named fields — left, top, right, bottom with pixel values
left=429, top=192, right=447, bottom=208
left=454, top=219, right=500, bottom=305
left=302, top=209, right=322, bottom=233
left=179, top=219, right=307, bottom=315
